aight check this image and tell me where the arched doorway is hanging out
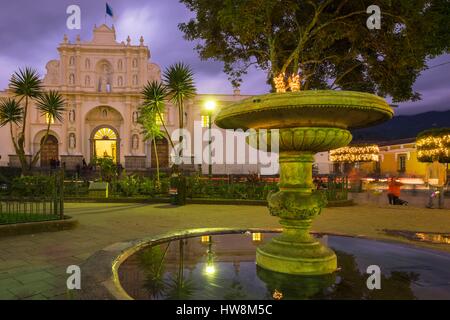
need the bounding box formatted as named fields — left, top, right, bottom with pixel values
left=151, top=137, right=169, bottom=168
left=91, top=126, right=119, bottom=163
left=40, top=135, right=59, bottom=167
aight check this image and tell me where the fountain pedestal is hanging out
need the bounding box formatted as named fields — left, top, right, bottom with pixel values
left=215, top=91, right=393, bottom=275
left=258, top=151, right=335, bottom=275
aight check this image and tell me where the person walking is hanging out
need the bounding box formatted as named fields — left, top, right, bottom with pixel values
left=425, top=158, right=447, bottom=209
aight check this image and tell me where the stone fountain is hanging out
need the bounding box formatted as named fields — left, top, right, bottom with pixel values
left=215, top=90, right=393, bottom=275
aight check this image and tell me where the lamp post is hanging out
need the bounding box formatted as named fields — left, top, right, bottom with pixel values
left=204, top=100, right=216, bottom=177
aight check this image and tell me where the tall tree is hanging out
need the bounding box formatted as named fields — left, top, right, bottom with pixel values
left=179, top=0, right=449, bottom=102
left=30, top=91, right=66, bottom=168
left=163, top=63, right=196, bottom=161
left=7, top=67, right=42, bottom=172
left=141, top=81, right=175, bottom=150
left=0, top=68, right=66, bottom=174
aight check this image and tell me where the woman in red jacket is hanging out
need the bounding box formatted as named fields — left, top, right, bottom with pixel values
left=387, top=177, right=405, bottom=205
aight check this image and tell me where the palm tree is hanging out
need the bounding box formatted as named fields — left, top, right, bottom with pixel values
left=140, top=112, right=164, bottom=188
left=140, top=81, right=175, bottom=149
left=163, top=63, right=196, bottom=161
left=6, top=67, right=42, bottom=173
left=0, top=98, right=24, bottom=158
left=140, top=82, right=173, bottom=187
left=30, top=91, right=66, bottom=167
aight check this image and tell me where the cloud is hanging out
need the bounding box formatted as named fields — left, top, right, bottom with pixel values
left=0, top=0, right=448, bottom=113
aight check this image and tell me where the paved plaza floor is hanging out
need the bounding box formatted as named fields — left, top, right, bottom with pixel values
left=0, top=202, right=449, bottom=300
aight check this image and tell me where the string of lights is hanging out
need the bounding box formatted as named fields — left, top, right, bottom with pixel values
left=416, top=131, right=450, bottom=163
left=330, top=145, right=380, bottom=163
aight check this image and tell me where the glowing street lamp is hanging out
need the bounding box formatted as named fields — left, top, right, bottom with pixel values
left=204, top=100, right=217, bottom=177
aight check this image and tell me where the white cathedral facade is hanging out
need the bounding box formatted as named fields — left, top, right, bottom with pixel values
left=0, top=25, right=271, bottom=174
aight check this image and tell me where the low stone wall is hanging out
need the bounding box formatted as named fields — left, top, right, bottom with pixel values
left=60, top=155, right=83, bottom=171
left=124, top=156, right=146, bottom=170
left=64, top=197, right=353, bottom=207
left=0, top=216, right=78, bottom=238
left=8, top=155, right=32, bottom=168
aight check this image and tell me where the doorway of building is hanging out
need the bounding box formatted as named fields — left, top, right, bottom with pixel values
left=93, top=127, right=118, bottom=163
left=151, top=137, right=169, bottom=168
left=40, top=135, right=59, bottom=167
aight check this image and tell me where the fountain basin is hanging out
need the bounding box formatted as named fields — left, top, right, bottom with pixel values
left=116, top=230, right=450, bottom=300
left=215, top=91, right=393, bottom=130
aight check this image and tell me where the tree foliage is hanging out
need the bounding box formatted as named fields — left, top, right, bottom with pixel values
left=179, top=0, right=449, bottom=101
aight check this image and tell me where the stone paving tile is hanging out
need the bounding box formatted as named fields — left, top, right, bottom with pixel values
left=0, top=278, right=22, bottom=288
left=0, top=289, right=16, bottom=300
left=23, top=294, right=48, bottom=300
left=0, top=259, right=31, bottom=271
left=8, top=281, right=55, bottom=299
left=14, top=271, right=55, bottom=284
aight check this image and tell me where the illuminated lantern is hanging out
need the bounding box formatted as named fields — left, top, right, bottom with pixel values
left=288, top=74, right=301, bottom=92
left=273, top=73, right=286, bottom=93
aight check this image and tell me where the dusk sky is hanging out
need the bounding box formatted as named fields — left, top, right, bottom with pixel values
left=0, top=0, right=449, bottom=116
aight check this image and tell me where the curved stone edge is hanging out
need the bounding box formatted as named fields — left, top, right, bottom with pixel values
left=76, top=228, right=282, bottom=300
left=0, top=216, right=78, bottom=238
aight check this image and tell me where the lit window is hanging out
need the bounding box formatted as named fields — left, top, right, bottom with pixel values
left=45, top=113, right=54, bottom=124
left=94, top=128, right=117, bottom=140
left=156, top=113, right=164, bottom=125
left=201, top=115, right=210, bottom=128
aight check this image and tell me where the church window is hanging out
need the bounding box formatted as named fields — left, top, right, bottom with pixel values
left=156, top=113, right=165, bottom=125
left=69, top=56, right=75, bottom=66
left=132, top=58, right=138, bottom=68
left=45, top=113, right=54, bottom=124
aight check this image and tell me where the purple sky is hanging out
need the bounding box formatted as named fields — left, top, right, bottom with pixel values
left=0, top=0, right=449, bottom=115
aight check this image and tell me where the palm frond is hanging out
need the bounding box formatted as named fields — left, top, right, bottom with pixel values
left=35, top=90, right=66, bottom=122
left=0, top=98, right=23, bottom=127
left=141, top=81, right=168, bottom=113
left=163, top=62, right=196, bottom=104
left=9, top=67, right=42, bottom=98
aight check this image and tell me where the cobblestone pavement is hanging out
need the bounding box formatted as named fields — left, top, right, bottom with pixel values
left=0, top=202, right=449, bottom=300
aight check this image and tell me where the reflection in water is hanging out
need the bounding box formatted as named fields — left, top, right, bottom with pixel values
left=384, top=229, right=450, bottom=245
left=118, top=232, right=450, bottom=300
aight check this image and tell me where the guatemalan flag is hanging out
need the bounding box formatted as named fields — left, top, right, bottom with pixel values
left=106, top=3, right=114, bottom=18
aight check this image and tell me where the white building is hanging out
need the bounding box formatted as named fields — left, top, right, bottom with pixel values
left=0, top=25, right=333, bottom=176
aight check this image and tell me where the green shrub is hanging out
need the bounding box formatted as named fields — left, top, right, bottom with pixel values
left=11, top=175, right=56, bottom=197
left=118, top=175, right=140, bottom=197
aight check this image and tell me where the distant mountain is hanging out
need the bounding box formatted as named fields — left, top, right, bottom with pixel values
left=351, top=110, right=450, bottom=143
